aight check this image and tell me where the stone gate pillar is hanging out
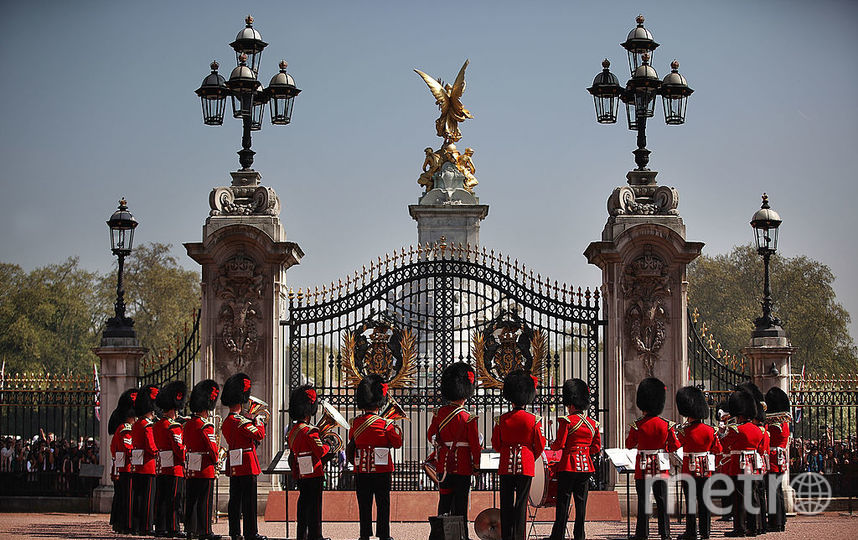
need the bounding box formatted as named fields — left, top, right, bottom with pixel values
left=185, top=169, right=303, bottom=487
left=585, top=169, right=703, bottom=481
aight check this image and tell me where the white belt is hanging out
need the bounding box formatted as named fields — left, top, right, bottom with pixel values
left=639, top=449, right=663, bottom=456
left=443, top=442, right=470, bottom=447
left=730, top=450, right=756, bottom=455
left=687, top=452, right=709, bottom=458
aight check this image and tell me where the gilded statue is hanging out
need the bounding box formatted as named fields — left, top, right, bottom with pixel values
left=415, top=60, right=473, bottom=145
left=418, top=147, right=442, bottom=190
left=458, top=147, right=477, bottom=193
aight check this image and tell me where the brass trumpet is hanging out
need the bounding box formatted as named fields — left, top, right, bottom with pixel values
left=316, top=400, right=350, bottom=453
left=380, top=396, right=409, bottom=422
left=247, top=395, right=270, bottom=425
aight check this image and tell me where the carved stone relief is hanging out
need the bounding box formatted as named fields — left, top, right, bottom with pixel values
left=215, top=253, right=264, bottom=369
left=622, top=245, right=671, bottom=377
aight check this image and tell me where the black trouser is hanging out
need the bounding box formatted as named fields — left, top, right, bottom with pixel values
left=155, top=475, right=184, bottom=534
left=550, top=471, right=590, bottom=540
left=185, top=477, right=214, bottom=537
left=681, top=476, right=711, bottom=538
left=747, top=475, right=766, bottom=534
left=438, top=473, right=471, bottom=517
left=731, top=475, right=751, bottom=535
left=766, top=473, right=786, bottom=531
left=111, top=472, right=132, bottom=531
left=635, top=477, right=669, bottom=539
left=131, top=473, right=156, bottom=534
left=499, top=474, right=532, bottom=540
left=296, top=476, right=324, bottom=540
left=355, top=472, right=392, bottom=540
left=228, top=474, right=259, bottom=537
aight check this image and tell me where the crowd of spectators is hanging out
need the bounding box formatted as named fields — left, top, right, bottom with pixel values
left=0, top=433, right=99, bottom=495
left=789, top=435, right=858, bottom=495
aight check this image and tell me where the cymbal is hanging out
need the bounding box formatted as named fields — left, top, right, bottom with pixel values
left=474, top=507, right=501, bottom=540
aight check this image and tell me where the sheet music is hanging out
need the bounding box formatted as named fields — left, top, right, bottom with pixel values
left=604, top=448, right=637, bottom=471
left=479, top=452, right=500, bottom=471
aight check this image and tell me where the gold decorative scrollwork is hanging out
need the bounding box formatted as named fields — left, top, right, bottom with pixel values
left=341, top=318, right=417, bottom=389
left=472, top=310, right=546, bottom=389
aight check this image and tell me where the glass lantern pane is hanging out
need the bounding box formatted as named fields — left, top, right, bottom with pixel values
left=663, top=95, right=687, bottom=125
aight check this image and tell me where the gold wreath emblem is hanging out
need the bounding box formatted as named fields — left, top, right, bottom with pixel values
left=341, top=328, right=417, bottom=389
left=473, top=328, right=546, bottom=389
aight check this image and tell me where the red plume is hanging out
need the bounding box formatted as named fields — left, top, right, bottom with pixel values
left=210, top=387, right=219, bottom=401
left=130, top=392, right=138, bottom=403
left=381, top=383, right=389, bottom=397
left=467, top=371, right=475, bottom=384
left=531, top=375, right=539, bottom=389
left=243, top=378, right=251, bottom=392
left=149, top=387, right=159, bottom=400
left=306, top=388, right=317, bottom=403
left=176, top=392, right=183, bottom=401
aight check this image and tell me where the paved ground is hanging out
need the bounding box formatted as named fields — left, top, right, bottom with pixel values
left=0, top=513, right=857, bottom=539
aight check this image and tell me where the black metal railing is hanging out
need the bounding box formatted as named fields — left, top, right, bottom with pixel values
left=688, top=308, right=750, bottom=392
left=137, top=310, right=201, bottom=388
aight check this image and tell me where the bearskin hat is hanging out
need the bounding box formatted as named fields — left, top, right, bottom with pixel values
left=676, top=385, right=709, bottom=420
left=356, top=374, right=387, bottom=410
left=221, top=373, right=251, bottom=407
left=728, top=388, right=757, bottom=420
left=155, top=380, right=187, bottom=412
left=636, top=377, right=667, bottom=415
left=440, top=362, right=476, bottom=402
left=502, top=369, right=538, bottom=407
left=738, top=382, right=766, bottom=422
left=134, top=384, right=160, bottom=416
left=289, top=384, right=319, bottom=420
left=562, top=378, right=589, bottom=410
left=189, top=379, right=220, bottom=413
left=765, top=386, right=791, bottom=414
left=107, top=407, right=124, bottom=436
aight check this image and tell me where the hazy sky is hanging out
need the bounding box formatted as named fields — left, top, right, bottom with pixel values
left=1, top=1, right=857, bottom=340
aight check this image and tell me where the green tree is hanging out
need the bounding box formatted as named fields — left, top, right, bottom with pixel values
left=0, top=258, right=101, bottom=374
left=688, top=245, right=858, bottom=374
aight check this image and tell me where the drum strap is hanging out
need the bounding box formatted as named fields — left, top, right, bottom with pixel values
left=437, top=406, right=466, bottom=436
left=287, top=423, right=311, bottom=449
left=568, top=414, right=588, bottom=435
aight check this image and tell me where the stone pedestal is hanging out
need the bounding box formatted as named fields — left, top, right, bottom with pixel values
left=585, top=170, right=703, bottom=477
left=185, top=170, right=303, bottom=487
left=91, top=336, right=148, bottom=512
left=408, top=197, right=488, bottom=247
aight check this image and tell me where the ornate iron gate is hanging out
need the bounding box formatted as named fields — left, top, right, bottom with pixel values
left=283, top=242, right=607, bottom=490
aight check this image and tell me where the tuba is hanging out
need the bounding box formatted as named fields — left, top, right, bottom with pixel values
left=316, top=400, right=350, bottom=453
left=247, top=395, right=270, bottom=425
left=379, top=396, right=409, bottom=422
left=211, top=412, right=227, bottom=476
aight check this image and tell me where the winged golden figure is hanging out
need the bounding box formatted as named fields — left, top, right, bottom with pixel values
left=414, top=60, right=474, bottom=145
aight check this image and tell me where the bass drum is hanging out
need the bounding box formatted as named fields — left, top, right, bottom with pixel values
left=529, top=449, right=561, bottom=508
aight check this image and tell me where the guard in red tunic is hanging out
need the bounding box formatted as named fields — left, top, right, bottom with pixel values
left=427, top=362, right=482, bottom=519
left=739, top=382, right=768, bottom=536
left=547, top=378, right=601, bottom=540
left=349, top=374, right=403, bottom=540
left=625, top=377, right=680, bottom=540
left=109, top=388, right=137, bottom=534
left=130, top=384, right=160, bottom=536
left=491, top=369, right=546, bottom=540
left=675, top=385, right=722, bottom=540
left=154, top=380, right=187, bottom=538
left=221, top=373, right=267, bottom=540
left=720, top=389, right=764, bottom=538
left=183, top=379, right=221, bottom=540
left=765, top=386, right=790, bottom=532
left=287, top=384, right=333, bottom=540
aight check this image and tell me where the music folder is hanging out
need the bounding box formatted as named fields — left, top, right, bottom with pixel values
left=604, top=448, right=637, bottom=472
left=264, top=449, right=292, bottom=475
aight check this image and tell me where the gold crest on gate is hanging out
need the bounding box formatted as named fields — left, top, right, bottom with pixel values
left=341, top=315, right=417, bottom=389
left=473, top=309, right=546, bottom=389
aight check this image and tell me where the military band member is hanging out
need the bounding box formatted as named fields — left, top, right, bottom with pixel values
left=221, top=373, right=267, bottom=540
left=721, top=389, right=765, bottom=538
left=765, top=386, right=791, bottom=532
left=625, top=377, right=680, bottom=540
left=349, top=374, right=403, bottom=540
left=287, top=384, right=332, bottom=540
left=184, top=379, right=221, bottom=540
left=491, top=369, right=546, bottom=540
left=154, top=380, right=187, bottom=538
left=675, top=385, right=722, bottom=540
left=548, top=378, right=601, bottom=540
left=427, top=362, right=482, bottom=519
left=131, top=384, right=160, bottom=536
left=739, top=382, right=769, bottom=536
left=109, top=388, right=137, bottom=534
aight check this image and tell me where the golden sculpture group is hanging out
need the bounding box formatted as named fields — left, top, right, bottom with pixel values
left=415, top=60, right=478, bottom=193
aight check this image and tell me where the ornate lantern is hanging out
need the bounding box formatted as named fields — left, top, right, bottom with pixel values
left=229, top=15, right=268, bottom=75
left=659, top=60, right=693, bottom=125
left=620, top=14, right=659, bottom=76
left=266, top=60, right=301, bottom=125
left=195, top=61, right=229, bottom=126
left=226, top=53, right=259, bottom=119
left=588, top=59, right=622, bottom=124
left=107, top=198, right=138, bottom=255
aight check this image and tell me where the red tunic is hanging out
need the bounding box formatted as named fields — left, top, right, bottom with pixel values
left=153, top=417, right=185, bottom=477
left=111, top=423, right=133, bottom=477
left=676, top=420, right=722, bottom=477
left=221, top=412, right=265, bottom=476
left=625, top=415, right=681, bottom=479
left=491, top=409, right=546, bottom=477
left=183, top=415, right=219, bottom=479
left=287, top=422, right=330, bottom=479
left=131, top=416, right=158, bottom=475
left=349, top=413, right=403, bottom=474
left=757, top=425, right=770, bottom=474
left=719, top=421, right=765, bottom=476
left=767, top=421, right=790, bottom=473
left=550, top=412, right=601, bottom=473
left=426, top=405, right=482, bottom=476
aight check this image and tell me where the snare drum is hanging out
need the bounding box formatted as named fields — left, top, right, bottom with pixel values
left=529, top=450, right=561, bottom=508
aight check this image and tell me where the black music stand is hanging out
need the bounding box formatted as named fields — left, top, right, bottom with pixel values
left=604, top=449, right=636, bottom=540
left=264, top=450, right=294, bottom=540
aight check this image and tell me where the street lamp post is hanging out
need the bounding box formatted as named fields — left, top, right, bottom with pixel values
left=104, top=198, right=138, bottom=338
left=195, top=15, right=301, bottom=171
left=588, top=15, right=693, bottom=170
left=750, top=193, right=785, bottom=337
